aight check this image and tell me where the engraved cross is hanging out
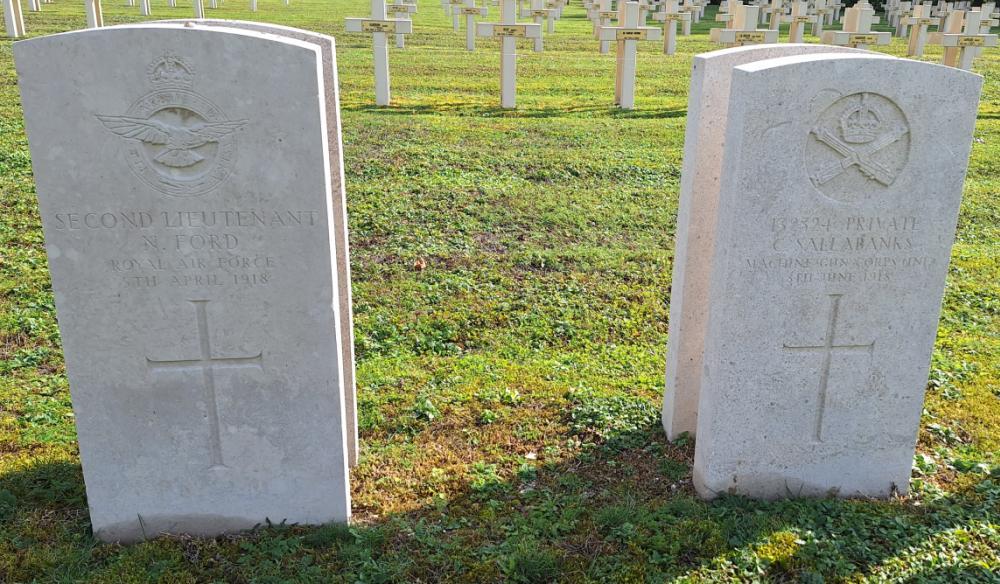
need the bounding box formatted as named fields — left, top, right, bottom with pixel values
left=783, top=294, right=874, bottom=443
left=146, top=299, right=262, bottom=469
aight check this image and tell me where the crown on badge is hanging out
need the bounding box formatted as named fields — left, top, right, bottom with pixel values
left=147, top=55, right=195, bottom=89
left=840, top=93, right=882, bottom=144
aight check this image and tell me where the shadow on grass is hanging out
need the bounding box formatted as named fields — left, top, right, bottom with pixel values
left=342, top=101, right=689, bottom=119
left=2, top=417, right=998, bottom=581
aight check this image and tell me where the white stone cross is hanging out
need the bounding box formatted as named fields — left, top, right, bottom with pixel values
left=476, top=0, right=541, bottom=108
left=904, top=4, right=936, bottom=55
left=449, top=0, right=463, bottom=30
left=3, top=0, right=24, bottom=38
left=679, top=0, right=700, bottom=28
left=346, top=0, right=413, bottom=106
left=590, top=0, right=617, bottom=54
left=193, top=0, right=204, bottom=18
left=715, top=0, right=740, bottom=24
left=894, top=1, right=913, bottom=36
left=710, top=4, right=779, bottom=46
left=784, top=1, right=815, bottom=42
left=763, top=0, right=785, bottom=29
left=3, top=0, right=24, bottom=39
left=146, top=300, right=263, bottom=469
left=460, top=0, right=489, bottom=51
left=597, top=1, right=661, bottom=109
left=27, top=0, right=40, bottom=13
left=386, top=0, right=417, bottom=49
left=812, top=0, right=830, bottom=35
left=930, top=10, right=998, bottom=69
left=652, top=0, right=691, bottom=53
left=520, top=0, right=553, bottom=51
left=86, top=0, right=104, bottom=27
left=822, top=4, right=889, bottom=48
left=141, top=0, right=151, bottom=15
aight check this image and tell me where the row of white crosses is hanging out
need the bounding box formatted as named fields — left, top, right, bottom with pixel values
left=929, top=9, right=998, bottom=69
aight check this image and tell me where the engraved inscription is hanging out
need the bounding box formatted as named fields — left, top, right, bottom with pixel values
left=146, top=300, right=262, bottom=469
left=806, top=92, right=910, bottom=203
left=783, top=294, right=874, bottom=442
left=97, top=55, right=247, bottom=198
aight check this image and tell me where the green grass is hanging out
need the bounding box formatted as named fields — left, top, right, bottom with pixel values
left=1, top=0, right=998, bottom=581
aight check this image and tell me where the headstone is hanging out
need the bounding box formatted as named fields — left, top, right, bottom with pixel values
left=386, top=0, right=417, bottom=49
left=711, top=4, right=779, bottom=46
left=345, top=0, right=413, bottom=106
left=652, top=0, right=691, bottom=54
left=520, top=0, right=551, bottom=51
left=663, top=43, right=870, bottom=440
left=3, top=0, right=25, bottom=38
left=929, top=10, right=998, bottom=69
left=151, top=19, right=361, bottom=467
left=476, top=0, right=541, bottom=108
left=14, top=23, right=354, bottom=541
left=597, top=1, right=661, bottom=109
left=822, top=4, right=889, bottom=49
left=687, top=53, right=982, bottom=499
left=460, top=0, right=488, bottom=51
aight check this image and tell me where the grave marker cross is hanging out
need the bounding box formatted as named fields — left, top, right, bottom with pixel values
left=386, top=0, right=417, bottom=48
left=346, top=0, right=413, bottom=106
left=652, top=0, right=691, bottom=54
left=710, top=4, right=779, bottom=46
left=822, top=3, right=889, bottom=48
left=520, top=0, right=553, bottom=51
left=476, top=0, right=541, bottom=108
left=784, top=1, right=816, bottom=42
left=598, top=1, right=662, bottom=109
left=3, top=0, right=25, bottom=38
left=930, top=10, right=998, bottom=69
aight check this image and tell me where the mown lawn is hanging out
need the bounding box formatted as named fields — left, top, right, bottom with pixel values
left=1, top=0, right=998, bottom=581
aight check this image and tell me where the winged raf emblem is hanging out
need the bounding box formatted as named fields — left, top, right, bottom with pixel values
left=97, top=115, right=248, bottom=168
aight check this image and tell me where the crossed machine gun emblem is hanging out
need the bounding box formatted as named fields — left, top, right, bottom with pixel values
left=809, top=95, right=909, bottom=188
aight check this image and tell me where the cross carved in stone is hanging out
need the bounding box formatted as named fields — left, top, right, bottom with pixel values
left=147, top=300, right=262, bottom=469
left=783, top=294, right=874, bottom=443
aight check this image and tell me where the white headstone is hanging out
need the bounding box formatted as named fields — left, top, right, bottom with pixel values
left=663, top=44, right=871, bottom=440
left=14, top=24, right=353, bottom=541
left=689, top=54, right=982, bottom=499
left=152, top=19, right=360, bottom=467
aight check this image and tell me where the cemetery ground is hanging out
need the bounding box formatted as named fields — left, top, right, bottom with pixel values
left=0, top=0, right=998, bottom=581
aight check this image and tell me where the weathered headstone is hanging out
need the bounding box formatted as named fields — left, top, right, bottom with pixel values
left=14, top=24, right=353, bottom=541
left=689, top=53, right=982, bottom=499
left=152, top=19, right=361, bottom=467
left=663, top=43, right=870, bottom=441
